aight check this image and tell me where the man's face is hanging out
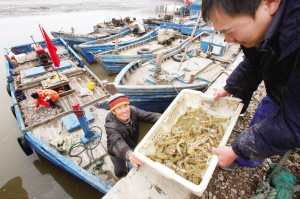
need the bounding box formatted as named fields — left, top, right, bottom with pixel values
left=112, top=104, right=130, bottom=122
left=210, top=1, right=275, bottom=48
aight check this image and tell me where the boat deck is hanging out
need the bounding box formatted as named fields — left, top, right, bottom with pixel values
left=19, top=73, right=108, bottom=128
left=12, top=43, right=118, bottom=186
left=119, top=38, right=184, bottom=56
left=30, top=101, right=118, bottom=185
left=18, top=67, right=117, bottom=185
left=12, top=46, right=84, bottom=89
left=123, top=43, right=240, bottom=86
left=88, top=34, right=138, bottom=46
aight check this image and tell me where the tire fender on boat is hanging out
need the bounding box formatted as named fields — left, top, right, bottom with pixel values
left=7, top=84, right=11, bottom=97
left=173, top=54, right=189, bottom=62
left=110, top=30, right=119, bottom=35
left=137, top=48, right=153, bottom=55
left=17, top=136, right=33, bottom=156
left=11, top=106, right=16, bottom=119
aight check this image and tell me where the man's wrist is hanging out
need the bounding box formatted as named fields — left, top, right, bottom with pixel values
left=125, top=150, right=133, bottom=161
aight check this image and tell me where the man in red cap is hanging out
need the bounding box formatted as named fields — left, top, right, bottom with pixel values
left=105, top=93, right=161, bottom=178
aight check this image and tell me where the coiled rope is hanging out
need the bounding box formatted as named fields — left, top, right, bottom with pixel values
left=251, top=150, right=300, bottom=199
left=68, top=111, right=107, bottom=167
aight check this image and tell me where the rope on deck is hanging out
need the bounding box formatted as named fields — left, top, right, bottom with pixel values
left=251, top=150, right=300, bottom=199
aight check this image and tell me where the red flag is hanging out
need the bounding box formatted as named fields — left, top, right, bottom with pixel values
left=39, top=25, right=60, bottom=67
left=186, top=0, right=191, bottom=6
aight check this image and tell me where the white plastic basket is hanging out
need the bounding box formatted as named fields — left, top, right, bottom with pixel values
left=135, top=89, right=243, bottom=197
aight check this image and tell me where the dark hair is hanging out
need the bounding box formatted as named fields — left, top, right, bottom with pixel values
left=31, top=92, right=39, bottom=98
left=202, top=0, right=262, bottom=22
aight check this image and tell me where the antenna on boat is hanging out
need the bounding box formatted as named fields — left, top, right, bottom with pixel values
left=165, top=4, right=167, bottom=16
left=173, top=0, right=177, bottom=14
left=177, top=11, right=202, bottom=71
left=30, top=35, right=37, bottom=46
left=207, top=30, right=215, bottom=54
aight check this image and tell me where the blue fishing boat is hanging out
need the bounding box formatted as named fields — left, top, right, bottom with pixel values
left=51, top=21, right=131, bottom=48
left=113, top=37, right=241, bottom=112
left=176, top=1, right=202, bottom=17
left=5, top=36, right=122, bottom=195
left=94, top=30, right=207, bottom=75
left=180, top=24, right=215, bottom=36
left=51, top=26, right=130, bottom=49
left=159, top=16, right=212, bottom=33
left=160, top=21, right=196, bottom=30
left=74, top=27, right=160, bottom=64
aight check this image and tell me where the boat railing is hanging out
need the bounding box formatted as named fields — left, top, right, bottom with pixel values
left=95, top=36, right=159, bottom=57
left=114, top=60, right=143, bottom=85
left=162, top=31, right=208, bottom=59
left=59, top=38, right=85, bottom=68
left=96, top=30, right=205, bottom=58
left=113, top=32, right=210, bottom=85
left=79, top=29, right=132, bottom=46
left=60, top=37, right=106, bottom=87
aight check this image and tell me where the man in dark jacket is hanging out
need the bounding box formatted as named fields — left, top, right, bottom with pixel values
left=201, top=0, right=300, bottom=170
left=105, top=93, right=161, bottom=177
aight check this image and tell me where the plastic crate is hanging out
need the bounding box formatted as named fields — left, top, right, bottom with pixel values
left=134, top=89, right=243, bottom=197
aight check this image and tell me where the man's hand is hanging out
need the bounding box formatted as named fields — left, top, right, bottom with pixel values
left=212, top=146, right=238, bottom=167
left=129, top=152, right=144, bottom=167
left=213, top=88, right=231, bottom=102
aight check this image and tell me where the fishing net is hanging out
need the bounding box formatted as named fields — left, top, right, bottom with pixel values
left=269, top=163, right=297, bottom=199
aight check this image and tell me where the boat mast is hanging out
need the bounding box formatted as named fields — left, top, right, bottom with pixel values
left=177, top=11, right=202, bottom=71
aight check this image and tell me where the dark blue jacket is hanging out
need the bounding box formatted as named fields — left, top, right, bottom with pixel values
left=105, top=106, right=161, bottom=160
left=224, top=0, right=300, bottom=160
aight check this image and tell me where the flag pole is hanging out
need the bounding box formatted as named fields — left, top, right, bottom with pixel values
left=39, top=24, right=72, bottom=109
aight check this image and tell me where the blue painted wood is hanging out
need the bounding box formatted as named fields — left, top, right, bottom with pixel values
left=181, top=28, right=214, bottom=36
left=201, top=35, right=228, bottom=56
left=59, top=38, right=85, bottom=68
left=76, top=28, right=159, bottom=63
left=4, top=47, right=17, bottom=69
left=114, top=60, right=209, bottom=111
left=5, top=61, right=13, bottom=81
left=190, top=3, right=202, bottom=15
left=8, top=59, right=16, bottom=69
left=95, top=31, right=198, bottom=75
left=24, top=66, right=46, bottom=77
left=6, top=37, right=112, bottom=194
left=61, top=108, right=95, bottom=132
left=53, top=60, right=72, bottom=70
left=51, top=26, right=131, bottom=48
left=26, top=131, right=112, bottom=194
left=10, top=83, right=26, bottom=132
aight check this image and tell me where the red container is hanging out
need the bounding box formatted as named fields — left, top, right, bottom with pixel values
left=72, top=103, right=83, bottom=117
left=34, top=46, right=45, bottom=54
left=38, top=101, right=50, bottom=107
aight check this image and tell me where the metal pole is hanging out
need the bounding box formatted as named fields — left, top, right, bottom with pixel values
left=30, top=36, right=37, bottom=46
left=177, top=11, right=202, bottom=71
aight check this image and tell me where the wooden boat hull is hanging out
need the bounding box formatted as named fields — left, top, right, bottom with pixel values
left=114, top=60, right=209, bottom=112
left=5, top=38, right=112, bottom=194
left=95, top=32, right=206, bottom=75
left=160, top=22, right=195, bottom=30
left=117, top=83, right=208, bottom=111
left=96, top=54, right=156, bottom=75
left=51, top=26, right=130, bottom=48
left=74, top=28, right=159, bottom=64
left=113, top=36, right=241, bottom=112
